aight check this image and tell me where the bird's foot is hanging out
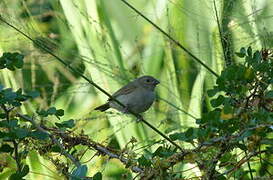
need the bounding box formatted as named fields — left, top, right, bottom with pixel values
left=136, top=114, right=143, bottom=122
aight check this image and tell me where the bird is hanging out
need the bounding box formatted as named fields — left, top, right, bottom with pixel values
left=94, top=76, right=160, bottom=114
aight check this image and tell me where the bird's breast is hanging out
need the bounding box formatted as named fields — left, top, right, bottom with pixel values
left=110, top=88, right=155, bottom=113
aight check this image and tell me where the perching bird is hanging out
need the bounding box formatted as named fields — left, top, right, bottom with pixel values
left=94, top=76, right=160, bottom=114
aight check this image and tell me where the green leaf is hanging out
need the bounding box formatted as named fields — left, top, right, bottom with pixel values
left=247, top=46, right=252, bottom=57
left=152, top=146, right=175, bottom=158
left=93, top=172, right=102, bottom=180
left=36, top=110, right=48, bottom=117
left=47, top=107, right=57, bottom=115
left=253, top=51, right=261, bottom=61
left=236, top=130, right=254, bottom=141
left=207, top=88, right=218, bottom=97
left=0, top=144, right=14, bottom=153
left=210, top=95, right=225, bottom=107
left=235, top=47, right=246, bottom=58
left=20, top=165, right=29, bottom=177
left=236, top=143, right=247, bottom=151
left=0, top=119, right=18, bottom=128
left=0, top=113, right=5, bottom=118
left=56, top=109, right=64, bottom=117
left=265, top=90, right=273, bottom=98
left=55, top=119, right=75, bottom=129
left=15, top=128, right=29, bottom=139
left=9, top=165, right=29, bottom=180
left=9, top=173, right=23, bottom=180
left=30, top=130, right=49, bottom=140
left=220, top=153, right=232, bottom=163
left=261, top=138, right=273, bottom=145
left=0, top=52, right=24, bottom=71
left=137, top=155, right=151, bottom=167
left=185, top=128, right=193, bottom=137
left=25, top=90, right=40, bottom=98
left=50, top=145, right=62, bottom=153
left=169, top=132, right=186, bottom=141
left=71, top=165, right=88, bottom=180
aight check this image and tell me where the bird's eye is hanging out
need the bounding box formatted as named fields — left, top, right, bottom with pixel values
left=146, top=79, right=151, bottom=82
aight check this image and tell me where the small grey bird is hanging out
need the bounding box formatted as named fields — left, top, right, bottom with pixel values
left=95, top=76, right=160, bottom=114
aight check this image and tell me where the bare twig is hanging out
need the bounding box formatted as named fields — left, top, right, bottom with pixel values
left=120, top=0, right=219, bottom=78
left=54, top=131, right=144, bottom=174
left=220, top=150, right=267, bottom=178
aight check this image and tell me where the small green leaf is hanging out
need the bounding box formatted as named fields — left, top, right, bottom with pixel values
left=0, top=52, right=24, bottom=71
left=138, top=155, right=151, bottom=167
left=210, top=95, right=225, bottom=107
left=9, top=172, right=23, bottom=180
left=169, top=132, right=186, bottom=141
left=47, top=107, right=57, bottom=115
left=153, top=146, right=175, bottom=158
left=261, top=138, right=273, bottom=145
left=235, top=47, right=246, bottom=58
left=247, top=46, right=252, bottom=56
left=207, top=88, right=218, bottom=97
left=55, top=119, right=75, bottom=129
left=36, top=110, right=48, bottom=117
left=71, top=165, right=88, bottom=180
left=20, top=165, right=29, bottom=177
left=50, top=145, right=62, bottom=152
left=0, top=113, right=5, bottom=119
left=220, top=153, right=232, bottom=163
left=0, top=144, right=14, bottom=153
left=265, top=91, right=273, bottom=98
left=56, top=109, right=64, bottom=116
left=30, top=130, right=49, bottom=140
left=253, top=51, right=261, bottom=61
left=185, top=128, right=194, bottom=138
left=236, top=130, right=254, bottom=141
left=25, top=90, right=40, bottom=98
left=0, top=119, right=18, bottom=128
left=93, top=172, right=102, bottom=180
left=15, top=128, right=29, bottom=139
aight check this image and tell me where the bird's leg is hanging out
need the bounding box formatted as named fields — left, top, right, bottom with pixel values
left=121, top=104, right=130, bottom=114
left=136, top=114, right=143, bottom=122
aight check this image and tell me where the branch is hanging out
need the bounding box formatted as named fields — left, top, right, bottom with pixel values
left=53, top=130, right=144, bottom=174
left=220, top=150, right=267, bottom=178
left=16, top=113, right=81, bottom=168
left=119, top=0, right=219, bottom=78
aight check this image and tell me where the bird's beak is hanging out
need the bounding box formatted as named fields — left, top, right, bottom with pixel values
left=154, top=79, right=160, bottom=85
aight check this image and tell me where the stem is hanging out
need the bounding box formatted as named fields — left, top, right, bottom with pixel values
left=139, top=117, right=184, bottom=152
left=1, top=105, right=22, bottom=171
left=120, top=0, right=219, bottom=78
left=13, top=141, right=22, bottom=172
left=242, top=139, right=254, bottom=180
left=17, top=113, right=81, bottom=168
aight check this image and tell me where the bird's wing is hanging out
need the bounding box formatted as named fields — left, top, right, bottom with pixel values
left=111, top=82, right=138, bottom=98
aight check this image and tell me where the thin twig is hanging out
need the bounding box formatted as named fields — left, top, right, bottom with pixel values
left=243, top=139, right=254, bottom=180
left=52, top=129, right=144, bottom=174
left=213, top=0, right=229, bottom=66
left=17, top=113, right=81, bottom=168
left=120, top=0, right=219, bottom=78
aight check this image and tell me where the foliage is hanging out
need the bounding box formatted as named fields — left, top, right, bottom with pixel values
left=0, top=48, right=272, bottom=179
left=1, top=0, right=273, bottom=179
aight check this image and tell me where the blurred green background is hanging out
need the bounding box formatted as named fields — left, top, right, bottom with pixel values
left=0, top=0, right=273, bottom=179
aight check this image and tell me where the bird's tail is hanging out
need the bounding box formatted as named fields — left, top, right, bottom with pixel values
left=94, top=103, right=110, bottom=112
